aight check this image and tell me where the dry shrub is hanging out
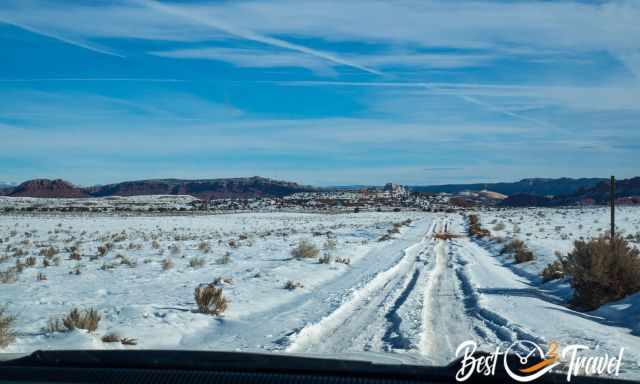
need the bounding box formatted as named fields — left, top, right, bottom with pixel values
left=161, top=258, right=174, bottom=271
left=0, top=307, right=15, bottom=348
left=541, top=260, right=564, bottom=283
left=318, top=254, right=331, bottom=264
left=25, top=256, right=37, bottom=267
left=37, top=272, right=47, bottom=281
left=151, top=240, right=161, bottom=249
left=284, top=280, right=304, bottom=290
left=468, top=214, right=490, bottom=238
left=189, top=257, right=206, bottom=268
left=194, top=283, right=228, bottom=315
left=61, top=308, right=101, bottom=332
left=291, top=240, right=319, bottom=259
left=500, top=239, right=535, bottom=263
left=560, top=234, right=640, bottom=310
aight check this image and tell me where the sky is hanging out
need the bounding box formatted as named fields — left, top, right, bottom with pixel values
left=1, top=0, right=639, bottom=186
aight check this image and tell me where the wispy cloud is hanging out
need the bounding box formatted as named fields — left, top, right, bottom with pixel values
left=135, top=0, right=382, bottom=75
left=0, top=16, right=124, bottom=58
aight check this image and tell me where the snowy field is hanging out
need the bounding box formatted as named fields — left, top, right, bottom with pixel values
left=2, top=207, right=640, bottom=379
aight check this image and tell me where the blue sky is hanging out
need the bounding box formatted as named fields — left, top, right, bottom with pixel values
left=1, top=0, right=639, bottom=186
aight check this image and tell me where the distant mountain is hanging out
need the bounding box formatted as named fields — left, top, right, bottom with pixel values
left=1, top=177, right=316, bottom=199
left=410, top=178, right=605, bottom=197
left=500, top=177, right=640, bottom=207
left=7, top=179, right=89, bottom=198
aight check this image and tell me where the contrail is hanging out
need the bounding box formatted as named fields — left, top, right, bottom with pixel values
left=0, top=17, right=124, bottom=58
left=133, top=0, right=382, bottom=75
left=271, top=80, right=552, bottom=127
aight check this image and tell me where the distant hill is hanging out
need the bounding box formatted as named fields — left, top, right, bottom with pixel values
left=1, top=177, right=316, bottom=200
left=8, top=179, right=89, bottom=198
left=410, top=178, right=605, bottom=197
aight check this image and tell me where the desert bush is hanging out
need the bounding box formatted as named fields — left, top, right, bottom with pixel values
left=291, top=240, right=319, bottom=259
left=541, top=260, right=564, bottom=283
left=189, top=257, right=206, bottom=268
left=500, top=239, right=526, bottom=255
left=117, top=254, right=137, bottom=268
left=151, top=240, right=161, bottom=249
left=0, top=307, right=15, bottom=348
left=1, top=268, right=19, bottom=285
left=318, top=254, right=331, bottom=264
left=46, top=317, right=66, bottom=333
left=284, top=280, right=304, bottom=290
left=194, top=283, right=228, bottom=315
left=37, top=272, right=47, bottom=281
left=161, top=258, right=174, bottom=271
left=560, top=234, right=640, bottom=310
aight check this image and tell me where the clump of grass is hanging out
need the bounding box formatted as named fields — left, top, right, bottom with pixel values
left=1, top=268, right=19, bottom=284
left=194, top=283, right=228, bottom=315
left=291, top=240, right=319, bottom=259
left=284, top=280, right=304, bottom=290
left=37, top=272, right=47, bottom=281
left=48, top=308, right=101, bottom=333
left=151, top=240, right=161, bottom=249
left=161, top=258, right=174, bottom=271
left=0, top=307, right=15, bottom=348
left=189, top=257, right=206, bottom=268
left=560, top=234, right=640, bottom=310
left=25, top=256, right=37, bottom=267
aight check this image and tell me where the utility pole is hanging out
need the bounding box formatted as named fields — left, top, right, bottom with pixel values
left=610, top=175, right=615, bottom=241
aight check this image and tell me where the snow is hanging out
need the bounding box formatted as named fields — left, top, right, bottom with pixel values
left=2, top=207, right=640, bottom=380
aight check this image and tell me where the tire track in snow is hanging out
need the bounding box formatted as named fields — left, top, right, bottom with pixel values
left=285, top=221, right=438, bottom=354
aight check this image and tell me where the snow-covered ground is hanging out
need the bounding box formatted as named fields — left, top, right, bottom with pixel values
left=1, top=208, right=640, bottom=380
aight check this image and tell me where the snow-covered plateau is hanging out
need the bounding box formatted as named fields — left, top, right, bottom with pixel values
left=1, top=207, right=640, bottom=379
